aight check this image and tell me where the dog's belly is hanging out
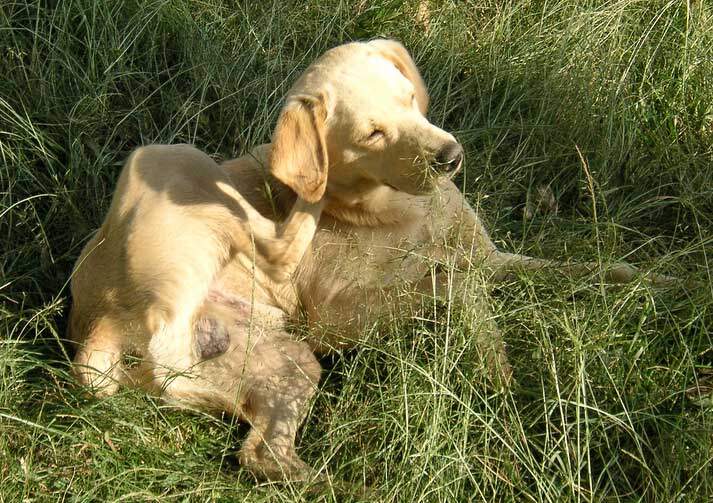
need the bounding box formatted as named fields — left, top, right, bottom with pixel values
left=204, top=288, right=288, bottom=327
left=192, top=287, right=291, bottom=362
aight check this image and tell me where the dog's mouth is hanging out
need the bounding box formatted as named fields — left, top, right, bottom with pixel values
left=443, top=158, right=463, bottom=178
left=432, top=154, right=463, bottom=179
left=381, top=155, right=462, bottom=195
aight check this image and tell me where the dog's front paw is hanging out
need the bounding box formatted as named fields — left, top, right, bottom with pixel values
left=605, top=262, right=638, bottom=283
left=605, top=263, right=680, bottom=287
left=647, top=272, right=680, bottom=287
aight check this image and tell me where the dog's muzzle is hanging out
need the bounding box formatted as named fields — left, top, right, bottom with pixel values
left=433, top=142, right=464, bottom=174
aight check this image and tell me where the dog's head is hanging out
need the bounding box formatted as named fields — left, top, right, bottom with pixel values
left=270, top=40, right=462, bottom=204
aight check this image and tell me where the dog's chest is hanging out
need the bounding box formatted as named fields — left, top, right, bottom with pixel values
left=307, top=216, right=441, bottom=288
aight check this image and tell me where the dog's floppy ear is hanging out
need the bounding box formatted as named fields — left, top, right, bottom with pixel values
left=368, top=39, right=429, bottom=115
left=270, top=94, right=328, bottom=203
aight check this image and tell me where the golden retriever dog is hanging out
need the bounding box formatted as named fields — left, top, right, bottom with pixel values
left=69, top=39, right=672, bottom=481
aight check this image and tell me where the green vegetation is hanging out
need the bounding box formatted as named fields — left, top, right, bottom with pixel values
left=1, top=1, right=712, bottom=500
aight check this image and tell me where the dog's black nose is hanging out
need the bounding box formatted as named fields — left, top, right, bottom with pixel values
left=434, top=143, right=464, bottom=173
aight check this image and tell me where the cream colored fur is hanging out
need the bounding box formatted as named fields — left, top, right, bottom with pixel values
left=69, top=39, right=672, bottom=481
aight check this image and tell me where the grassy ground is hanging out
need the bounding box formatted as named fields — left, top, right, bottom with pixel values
left=2, top=0, right=712, bottom=501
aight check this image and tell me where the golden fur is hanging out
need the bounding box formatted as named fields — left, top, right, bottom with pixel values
left=69, top=40, right=672, bottom=480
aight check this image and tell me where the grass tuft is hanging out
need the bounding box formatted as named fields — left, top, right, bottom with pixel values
left=1, top=1, right=712, bottom=500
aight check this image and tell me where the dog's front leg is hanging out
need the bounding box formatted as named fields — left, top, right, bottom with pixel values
left=484, top=251, right=628, bottom=282
left=482, top=250, right=676, bottom=286
left=427, top=269, right=513, bottom=389
left=437, top=183, right=674, bottom=287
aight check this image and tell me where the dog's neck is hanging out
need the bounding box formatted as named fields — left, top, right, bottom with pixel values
left=248, top=144, right=424, bottom=228
left=322, top=183, right=424, bottom=227
left=270, top=179, right=417, bottom=227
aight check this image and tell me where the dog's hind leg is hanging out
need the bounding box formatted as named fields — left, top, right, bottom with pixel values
left=238, top=334, right=322, bottom=481
left=212, top=181, right=324, bottom=283
left=141, top=319, right=322, bottom=481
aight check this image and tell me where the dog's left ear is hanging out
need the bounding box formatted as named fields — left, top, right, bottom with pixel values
left=368, top=39, right=429, bottom=115
left=270, top=93, right=328, bottom=203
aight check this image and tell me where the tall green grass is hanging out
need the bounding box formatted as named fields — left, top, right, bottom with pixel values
left=1, top=0, right=711, bottom=500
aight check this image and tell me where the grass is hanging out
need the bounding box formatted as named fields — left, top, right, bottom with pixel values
left=1, top=0, right=712, bottom=500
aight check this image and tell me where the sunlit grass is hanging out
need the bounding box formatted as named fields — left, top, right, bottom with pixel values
left=1, top=0, right=712, bottom=501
